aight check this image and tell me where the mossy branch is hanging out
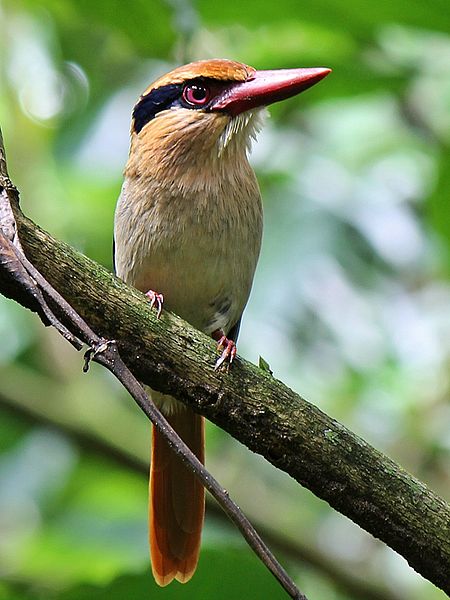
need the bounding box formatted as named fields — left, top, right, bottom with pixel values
left=0, top=158, right=449, bottom=593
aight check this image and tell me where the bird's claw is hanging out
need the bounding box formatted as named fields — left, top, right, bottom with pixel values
left=214, top=335, right=237, bottom=371
left=145, top=290, right=164, bottom=319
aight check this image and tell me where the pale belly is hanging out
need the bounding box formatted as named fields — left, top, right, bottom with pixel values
left=132, top=242, right=246, bottom=334
left=114, top=184, right=262, bottom=336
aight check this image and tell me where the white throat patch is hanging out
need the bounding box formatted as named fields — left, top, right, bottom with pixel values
left=217, top=109, right=268, bottom=157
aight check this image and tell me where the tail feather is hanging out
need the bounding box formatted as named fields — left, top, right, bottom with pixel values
left=150, top=408, right=205, bottom=586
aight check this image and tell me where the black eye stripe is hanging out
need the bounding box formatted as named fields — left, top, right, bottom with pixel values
left=132, top=78, right=231, bottom=134
left=133, top=83, right=182, bottom=134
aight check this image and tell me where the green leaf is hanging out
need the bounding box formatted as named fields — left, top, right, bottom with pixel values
left=259, top=355, right=273, bottom=375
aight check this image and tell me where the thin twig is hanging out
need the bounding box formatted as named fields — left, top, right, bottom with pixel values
left=89, top=342, right=305, bottom=600
left=0, top=230, right=84, bottom=349
left=0, top=127, right=305, bottom=600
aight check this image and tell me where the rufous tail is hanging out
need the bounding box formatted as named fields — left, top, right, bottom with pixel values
left=149, top=408, right=205, bottom=586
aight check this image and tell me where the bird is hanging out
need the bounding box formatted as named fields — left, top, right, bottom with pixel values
left=114, top=58, right=330, bottom=586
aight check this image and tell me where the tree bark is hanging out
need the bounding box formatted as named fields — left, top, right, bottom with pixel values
left=1, top=200, right=449, bottom=593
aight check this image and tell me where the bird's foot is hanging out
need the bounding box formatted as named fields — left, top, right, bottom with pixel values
left=212, top=329, right=237, bottom=371
left=145, top=290, right=164, bottom=319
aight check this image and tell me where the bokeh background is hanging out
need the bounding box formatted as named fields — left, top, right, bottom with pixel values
left=1, top=1, right=449, bottom=599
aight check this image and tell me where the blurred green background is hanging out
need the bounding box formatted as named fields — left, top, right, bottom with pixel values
left=0, top=1, right=449, bottom=599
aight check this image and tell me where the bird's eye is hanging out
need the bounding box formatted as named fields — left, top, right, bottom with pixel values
left=182, top=84, right=210, bottom=107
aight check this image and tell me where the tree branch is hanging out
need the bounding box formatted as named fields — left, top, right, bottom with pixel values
left=0, top=138, right=449, bottom=594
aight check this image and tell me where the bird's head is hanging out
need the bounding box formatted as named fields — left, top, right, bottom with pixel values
left=125, top=59, right=330, bottom=188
